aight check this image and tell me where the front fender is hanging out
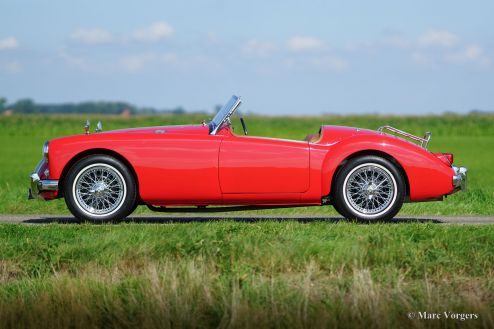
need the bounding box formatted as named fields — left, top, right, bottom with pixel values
left=320, top=134, right=454, bottom=201
left=48, top=132, right=223, bottom=204
left=48, top=135, right=140, bottom=181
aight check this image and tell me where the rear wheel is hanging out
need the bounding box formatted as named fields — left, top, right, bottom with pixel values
left=332, top=155, right=405, bottom=221
left=64, top=155, right=137, bottom=223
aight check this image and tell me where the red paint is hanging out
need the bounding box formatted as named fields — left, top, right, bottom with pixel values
left=219, top=136, right=309, bottom=193
left=43, top=123, right=456, bottom=205
left=434, top=152, right=453, bottom=166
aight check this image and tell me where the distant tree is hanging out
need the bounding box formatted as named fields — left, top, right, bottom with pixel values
left=171, top=106, right=185, bottom=115
left=0, top=97, right=6, bottom=112
left=13, top=99, right=36, bottom=113
left=469, top=109, right=492, bottom=115
left=1, top=98, right=194, bottom=115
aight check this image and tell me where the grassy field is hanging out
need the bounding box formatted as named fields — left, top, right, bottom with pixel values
left=0, top=114, right=493, bottom=328
left=0, top=222, right=493, bottom=329
left=0, top=113, right=493, bottom=215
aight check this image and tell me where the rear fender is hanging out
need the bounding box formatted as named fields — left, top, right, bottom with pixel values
left=321, top=135, right=454, bottom=201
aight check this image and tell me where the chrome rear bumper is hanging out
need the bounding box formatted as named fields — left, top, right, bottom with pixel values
left=452, top=166, right=467, bottom=192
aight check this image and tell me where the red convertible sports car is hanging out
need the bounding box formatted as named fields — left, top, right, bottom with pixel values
left=29, top=95, right=467, bottom=222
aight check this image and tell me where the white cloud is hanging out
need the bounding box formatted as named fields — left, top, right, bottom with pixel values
left=58, top=49, right=87, bottom=68
left=309, top=56, right=349, bottom=71
left=287, top=36, right=324, bottom=51
left=283, top=56, right=349, bottom=72
left=445, top=45, right=490, bottom=65
left=162, top=53, right=177, bottom=63
left=381, top=35, right=411, bottom=49
left=69, top=22, right=174, bottom=45
left=120, top=52, right=177, bottom=72
left=418, top=30, right=459, bottom=47
left=343, top=39, right=407, bottom=53
left=132, top=22, right=174, bottom=42
left=70, top=28, right=113, bottom=44
left=120, top=53, right=154, bottom=72
left=411, top=52, right=433, bottom=67
left=0, top=61, right=21, bottom=73
left=242, top=40, right=277, bottom=57
left=0, top=37, right=18, bottom=50
left=206, top=32, right=220, bottom=44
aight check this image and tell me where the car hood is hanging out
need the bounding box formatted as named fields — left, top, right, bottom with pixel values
left=49, top=124, right=210, bottom=147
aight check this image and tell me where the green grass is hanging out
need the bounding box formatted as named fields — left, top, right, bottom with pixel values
left=1, top=114, right=493, bottom=328
left=0, top=113, right=492, bottom=215
left=0, top=222, right=493, bottom=329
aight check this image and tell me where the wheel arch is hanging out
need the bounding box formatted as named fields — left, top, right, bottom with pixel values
left=58, top=148, right=140, bottom=201
left=328, top=150, right=410, bottom=199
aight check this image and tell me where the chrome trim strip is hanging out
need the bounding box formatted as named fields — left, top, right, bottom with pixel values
left=34, top=160, right=44, bottom=175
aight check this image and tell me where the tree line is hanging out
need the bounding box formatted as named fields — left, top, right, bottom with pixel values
left=0, top=97, right=200, bottom=115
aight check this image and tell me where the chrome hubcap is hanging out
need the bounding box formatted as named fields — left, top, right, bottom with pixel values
left=345, top=164, right=395, bottom=215
left=74, top=164, right=125, bottom=215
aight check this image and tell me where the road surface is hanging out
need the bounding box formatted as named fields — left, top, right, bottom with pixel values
left=0, top=215, right=493, bottom=224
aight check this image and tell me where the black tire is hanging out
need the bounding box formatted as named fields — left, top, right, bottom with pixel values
left=331, top=198, right=345, bottom=219
left=332, top=155, right=405, bottom=222
left=129, top=202, right=139, bottom=215
left=63, top=155, right=137, bottom=223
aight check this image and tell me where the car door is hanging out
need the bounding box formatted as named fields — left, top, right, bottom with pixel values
left=129, top=133, right=223, bottom=204
left=219, top=136, right=310, bottom=193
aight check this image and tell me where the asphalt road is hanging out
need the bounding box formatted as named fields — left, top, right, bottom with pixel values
left=0, top=214, right=493, bottom=224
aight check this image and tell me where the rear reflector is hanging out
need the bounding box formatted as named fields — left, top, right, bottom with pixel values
left=434, top=152, right=454, bottom=166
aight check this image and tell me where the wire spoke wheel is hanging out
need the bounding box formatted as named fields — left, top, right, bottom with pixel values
left=73, top=164, right=126, bottom=216
left=343, top=163, right=396, bottom=216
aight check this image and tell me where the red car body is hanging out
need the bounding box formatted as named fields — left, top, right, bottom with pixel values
left=37, top=124, right=455, bottom=203
left=29, top=95, right=467, bottom=221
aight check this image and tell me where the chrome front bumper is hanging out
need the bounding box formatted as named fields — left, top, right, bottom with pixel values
left=28, top=160, right=59, bottom=200
left=452, top=166, right=467, bottom=192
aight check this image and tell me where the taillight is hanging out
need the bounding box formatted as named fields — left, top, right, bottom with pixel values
left=434, top=152, right=454, bottom=166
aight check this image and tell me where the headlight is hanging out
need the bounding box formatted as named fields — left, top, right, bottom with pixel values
left=42, top=141, right=49, bottom=160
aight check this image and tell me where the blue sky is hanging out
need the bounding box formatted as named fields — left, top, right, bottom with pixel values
left=0, top=0, right=493, bottom=115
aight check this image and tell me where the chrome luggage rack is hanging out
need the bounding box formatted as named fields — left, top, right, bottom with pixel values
left=377, top=125, right=432, bottom=149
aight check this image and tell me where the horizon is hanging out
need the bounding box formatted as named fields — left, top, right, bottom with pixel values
left=2, top=96, right=492, bottom=117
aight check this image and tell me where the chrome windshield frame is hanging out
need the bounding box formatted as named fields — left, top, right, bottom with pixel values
left=209, top=95, right=242, bottom=135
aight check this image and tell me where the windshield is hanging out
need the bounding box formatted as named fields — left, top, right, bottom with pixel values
left=209, top=95, right=242, bottom=134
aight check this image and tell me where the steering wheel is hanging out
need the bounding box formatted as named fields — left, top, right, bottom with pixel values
left=240, top=117, right=248, bottom=135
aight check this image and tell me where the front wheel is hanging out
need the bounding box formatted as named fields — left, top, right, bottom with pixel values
left=63, top=155, right=137, bottom=223
left=332, top=156, right=405, bottom=221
